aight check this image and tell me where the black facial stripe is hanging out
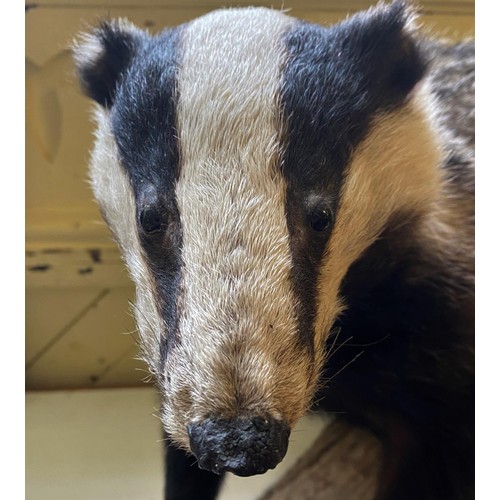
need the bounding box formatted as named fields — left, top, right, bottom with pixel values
left=280, top=10, right=425, bottom=351
left=111, top=27, right=184, bottom=372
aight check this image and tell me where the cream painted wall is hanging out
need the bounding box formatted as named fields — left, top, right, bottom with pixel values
left=26, top=388, right=329, bottom=500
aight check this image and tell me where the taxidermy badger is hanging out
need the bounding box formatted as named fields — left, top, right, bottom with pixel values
left=74, top=1, right=474, bottom=498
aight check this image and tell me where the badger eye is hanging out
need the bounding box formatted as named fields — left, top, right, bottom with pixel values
left=139, top=208, right=163, bottom=234
left=308, top=207, right=333, bottom=232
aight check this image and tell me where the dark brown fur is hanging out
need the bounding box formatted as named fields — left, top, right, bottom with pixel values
left=315, top=39, right=475, bottom=500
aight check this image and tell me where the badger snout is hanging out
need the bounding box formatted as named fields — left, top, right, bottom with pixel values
left=188, top=416, right=290, bottom=476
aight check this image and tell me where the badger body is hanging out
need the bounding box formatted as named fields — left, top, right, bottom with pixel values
left=74, top=2, right=474, bottom=499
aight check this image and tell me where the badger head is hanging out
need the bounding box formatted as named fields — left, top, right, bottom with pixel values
left=74, top=1, right=442, bottom=476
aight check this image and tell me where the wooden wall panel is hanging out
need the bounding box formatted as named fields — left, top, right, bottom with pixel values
left=26, top=287, right=145, bottom=390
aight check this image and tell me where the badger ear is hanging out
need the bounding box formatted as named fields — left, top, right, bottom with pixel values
left=336, top=0, right=426, bottom=99
left=73, top=19, right=144, bottom=108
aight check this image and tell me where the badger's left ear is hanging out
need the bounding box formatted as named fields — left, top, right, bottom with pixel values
left=73, top=19, right=145, bottom=108
left=336, top=0, right=426, bottom=100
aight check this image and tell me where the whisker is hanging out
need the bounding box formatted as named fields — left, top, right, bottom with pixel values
left=325, top=327, right=343, bottom=360
left=331, top=335, right=354, bottom=358
left=328, top=334, right=354, bottom=360
left=341, top=333, right=391, bottom=347
left=129, top=300, right=157, bottom=335
left=329, top=350, right=366, bottom=382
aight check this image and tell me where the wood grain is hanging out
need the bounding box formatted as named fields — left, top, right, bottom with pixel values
left=261, top=419, right=382, bottom=500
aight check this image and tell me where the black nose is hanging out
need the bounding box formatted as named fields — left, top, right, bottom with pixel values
left=188, top=416, right=290, bottom=476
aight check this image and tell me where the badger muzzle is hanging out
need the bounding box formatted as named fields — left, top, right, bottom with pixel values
left=188, top=416, right=290, bottom=476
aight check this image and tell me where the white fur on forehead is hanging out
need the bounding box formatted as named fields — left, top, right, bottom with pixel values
left=89, top=108, right=165, bottom=374
left=164, top=8, right=314, bottom=446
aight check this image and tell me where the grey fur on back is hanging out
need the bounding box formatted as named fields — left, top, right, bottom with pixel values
left=427, top=39, right=475, bottom=201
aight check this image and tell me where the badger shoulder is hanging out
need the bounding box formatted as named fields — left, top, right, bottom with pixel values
left=317, top=34, right=474, bottom=499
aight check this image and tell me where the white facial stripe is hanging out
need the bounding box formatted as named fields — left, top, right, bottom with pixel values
left=314, top=88, right=443, bottom=345
left=89, top=108, right=165, bottom=375
left=168, top=9, right=311, bottom=434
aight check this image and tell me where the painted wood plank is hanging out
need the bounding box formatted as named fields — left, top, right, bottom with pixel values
left=26, top=245, right=132, bottom=288
left=26, top=287, right=106, bottom=363
left=29, top=1, right=474, bottom=13
left=26, top=287, right=145, bottom=389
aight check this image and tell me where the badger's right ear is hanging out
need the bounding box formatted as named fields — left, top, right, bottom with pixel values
left=73, top=19, right=144, bottom=108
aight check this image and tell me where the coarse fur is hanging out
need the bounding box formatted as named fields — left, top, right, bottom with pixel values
left=168, top=9, right=313, bottom=443
left=73, top=1, right=474, bottom=499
